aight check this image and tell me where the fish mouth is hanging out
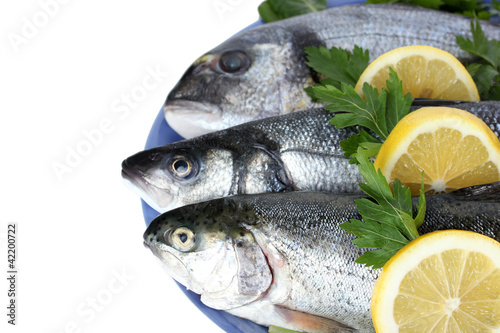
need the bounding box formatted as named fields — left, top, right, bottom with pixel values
left=144, top=240, right=191, bottom=285
left=121, top=160, right=151, bottom=197
left=121, top=160, right=146, bottom=190
left=164, top=100, right=224, bottom=139
left=121, top=160, right=173, bottom=212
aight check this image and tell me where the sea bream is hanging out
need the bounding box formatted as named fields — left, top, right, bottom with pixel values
left=143, top=186, right=500, bottom=332
left=122, top=101, right=500, bottom=213
left=164, top=4, right=500, bottom=139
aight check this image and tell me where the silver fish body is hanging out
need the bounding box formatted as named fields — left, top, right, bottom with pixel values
left=164, top=4, right=500, bottom=139
left=143, top=186, right=500, bottom=332
left=123, top=107, right=359, bottom=213
left=123, top=101, right=500, bottom=213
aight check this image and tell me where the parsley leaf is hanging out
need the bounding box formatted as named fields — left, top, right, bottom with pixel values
left=466, top=63, right=499, bottom=97
left=456, top=19, right=500, bottom=100
left=312, top=82, right=388, bottom=140
left=258, top=0, right=327, bottom=23
left=305, top=45, right=369, bottom=89
left=309, top=68, right=413, bottom=161
left=302, top=35, right=427, bottom=271
left=456, top=19, right=500, bottom=68
left=340, top=148, right=426, bottom=269
left=385, top=69, right=414, bottom=132
left=305, top=52, right=422, bottom=268
left=340, top=130, right=382, bottom=164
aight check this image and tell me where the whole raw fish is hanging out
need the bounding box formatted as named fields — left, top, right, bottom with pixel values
left=143, top=186, right=500, bottom=332
left=123, top=101, right=500, bottom=213
left=164, top=4, right=500, bottom=138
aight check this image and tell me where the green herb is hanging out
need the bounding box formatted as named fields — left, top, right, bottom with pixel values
left=309, top=68, right=413, bottom=163
left=339, top=148, right=426, bottom=269
left=303, top=45, right=425, bottom=268
left=365, top=0, right=492, bottom=19
left=339, top=130, right=383, bottom=164
left=456, top=19, right=500, bottom=100
left=306, top=72, right=425, bottom=268
left=268, top=325, right=300, bottom=333
left=304, top=45, right=369, bottom=90
left=258, top=0, right=327, bottom=23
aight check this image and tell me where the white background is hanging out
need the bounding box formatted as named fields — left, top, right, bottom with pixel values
left=0, top=1, right=263, bottom=332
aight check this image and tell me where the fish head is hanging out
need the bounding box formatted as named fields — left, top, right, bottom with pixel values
left=164, top=26, right=317, bottom=139
left=122, top=126, right=295, bottom=213
left=143, top=200, right=273, bottom=310
left=121, top=144, right=235, bottom=213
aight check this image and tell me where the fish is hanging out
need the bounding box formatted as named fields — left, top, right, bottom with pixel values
left=122, top=100, right=500, bottom=213
left=143, top=185, right=500, bottom=333
left=164, top=4, right=500, bottom=139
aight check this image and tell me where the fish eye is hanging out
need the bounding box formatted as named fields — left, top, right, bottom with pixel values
left=169, top=227, right=196, bottom=252
left=168, top=154, right=198, bottom=181
left=217, top=51, right=250, bottom=74
left=173, top=159, right=189, bottom=174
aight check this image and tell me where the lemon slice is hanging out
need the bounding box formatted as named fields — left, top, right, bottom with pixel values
left=355, top=45, right=480, bottom=101
left=371, top=230, right=500, bottom=332
left=374, top=107, right=500, bottom=195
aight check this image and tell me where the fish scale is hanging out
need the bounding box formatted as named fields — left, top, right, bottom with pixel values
left=288, top=5, right=484, bottom=61
left=251, top=107, right=361, bottom=193
left=144, top=187, right=500, bottom=332
left=247, top=194, right=375, bottom=331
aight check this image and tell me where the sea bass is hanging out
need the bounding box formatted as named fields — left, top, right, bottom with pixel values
left=123, top=101, right=500, bottom=213
left=143, top=186, right=500, bottom=332
left=164, top=4, right=500, bottom=139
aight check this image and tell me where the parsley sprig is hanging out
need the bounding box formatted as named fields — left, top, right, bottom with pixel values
left=340, top=148, right=426, bottom=269
left=277, top=8, right=499, bottom=269
left=457, top=19, right=500, bottom=100
left=305, top=47, right=424, bottom=267
left=310, top=68, right=413, bottom=163
left=305, top=44, right=424, bottom=268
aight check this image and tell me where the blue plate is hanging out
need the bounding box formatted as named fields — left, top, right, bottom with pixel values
left=140, top=0, right=492, bottom=331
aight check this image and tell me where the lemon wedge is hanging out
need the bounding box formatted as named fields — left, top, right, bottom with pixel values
left=371, top=230, right=500, bottom=332
left=374, top=106, right=500, bottom=195
left=355, top=45, right=480, bottom=101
